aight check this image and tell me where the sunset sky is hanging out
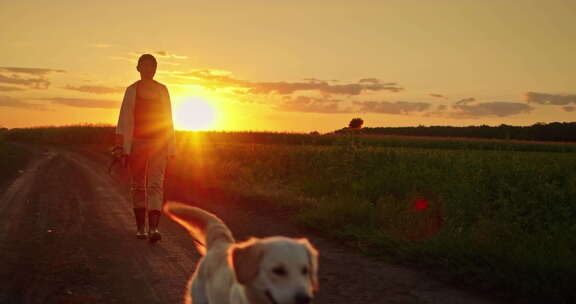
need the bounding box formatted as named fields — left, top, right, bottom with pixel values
left=1, top=0, right=575, bottom=132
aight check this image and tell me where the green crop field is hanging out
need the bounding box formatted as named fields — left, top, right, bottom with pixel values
left=6, top=125, right=576, bottom=302
left=171, top=134, right=576, bottom=302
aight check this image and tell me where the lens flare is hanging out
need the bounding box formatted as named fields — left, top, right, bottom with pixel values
left=414, top=198, right=429, bottom=211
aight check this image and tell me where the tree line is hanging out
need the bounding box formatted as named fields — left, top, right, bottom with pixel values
left=337, top=121, right=576, bottom=142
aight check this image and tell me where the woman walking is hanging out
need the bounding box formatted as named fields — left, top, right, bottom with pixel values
left=116, top=54, right=175, bottom=243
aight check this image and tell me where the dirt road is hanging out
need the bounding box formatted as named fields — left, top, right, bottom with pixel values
left=0, top=147, right=501, bottom=304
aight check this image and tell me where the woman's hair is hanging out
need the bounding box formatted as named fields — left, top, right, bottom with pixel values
left=138, top=54, right=157, bottom=66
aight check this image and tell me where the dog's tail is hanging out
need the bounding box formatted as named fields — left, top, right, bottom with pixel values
left=164, top=201, right=235, bottom=255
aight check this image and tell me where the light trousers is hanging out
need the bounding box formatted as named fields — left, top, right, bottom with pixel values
left=129, top=139, right=167, bottom=211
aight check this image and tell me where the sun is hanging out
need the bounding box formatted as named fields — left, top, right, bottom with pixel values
left=173, top=97, right=216, bottom=130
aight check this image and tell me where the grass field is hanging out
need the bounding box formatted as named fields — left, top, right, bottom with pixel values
left=6, top=125, right=576, bottom=302
left=172, top=135, right=576, bottom=302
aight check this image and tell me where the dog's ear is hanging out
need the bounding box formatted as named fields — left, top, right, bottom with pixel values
left=231, top=239, right=263, bottom=285
left=299, top=238, right=319, bottom=291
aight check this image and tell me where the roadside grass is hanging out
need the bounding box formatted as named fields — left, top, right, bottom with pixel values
left=0, top=131, right=33, bottom=188
left=6, top=126, right=576, bottom=302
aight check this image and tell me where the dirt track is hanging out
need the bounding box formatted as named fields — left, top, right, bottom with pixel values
left=0, top=147, right=501, bottom=304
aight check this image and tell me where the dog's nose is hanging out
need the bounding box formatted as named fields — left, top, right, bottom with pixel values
left=294, top=293, right=312, bottom=304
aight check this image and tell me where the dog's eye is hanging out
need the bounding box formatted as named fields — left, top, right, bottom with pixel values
left=272, top=266, right=287, bottom=276
left=301, top=267, right=308, bottom=275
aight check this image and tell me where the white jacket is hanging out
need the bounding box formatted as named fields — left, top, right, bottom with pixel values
left=116, top=81, right=176, bottom=157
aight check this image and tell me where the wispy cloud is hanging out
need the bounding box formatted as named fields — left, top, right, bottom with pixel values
left=0, top=95, right=49, bottom=111
left=525, top=92, right=576, bottom=105
left=116, top=54, right=181, bottom=66
left=249, top=80, right=402, bottom=95
left=452, top=101, right=533, bottom=118
left=273, top=96, right=432, bottom=115
left=303, top=78, right=340, bottom=83
left=172, top=69, right=403, bottom=96
left=0, top=85, right=26, bottom=92
left=354, top=100, right=431, bottom=114
left=275, top=96, right=351, bottom=113
left=429, top=93, right=447, bottom=99
left=64, top=85, right=124, bottom=95
left=562, top=106, right=575, bottom=112
left=0, top=67, right=65, bottom=90
left=455, top=97, right=476, bottom=105
left=173, top=70, right=244, bottom=88
left=0, top=67, right=65, bottom=76
left=151, top=50, right=188, bottom=59
left=41, top=97, right=119, bottom=109
left=0, top=74, right=51, bottom=89
left=127, top=51, right=185, bottom=66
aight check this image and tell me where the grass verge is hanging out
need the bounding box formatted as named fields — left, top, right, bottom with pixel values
left=0, top=136, right=33, bottom=189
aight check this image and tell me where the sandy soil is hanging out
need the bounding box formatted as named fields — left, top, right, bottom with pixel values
left=0, top=147, right=504, bottom=304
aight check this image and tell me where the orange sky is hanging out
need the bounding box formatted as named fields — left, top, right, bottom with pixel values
left=1, top=0, right=575, bottom=132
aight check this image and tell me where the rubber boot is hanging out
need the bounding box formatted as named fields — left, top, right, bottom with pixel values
left=148, top=210, right=162, bottom=244
left=133, top=208, right=148, bottom=239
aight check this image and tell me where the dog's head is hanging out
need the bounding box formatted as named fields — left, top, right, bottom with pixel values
left=231, top=237, right=319, bottom=304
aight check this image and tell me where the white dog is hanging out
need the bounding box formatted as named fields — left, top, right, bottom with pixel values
left=164, top=202, right=319, bottom=304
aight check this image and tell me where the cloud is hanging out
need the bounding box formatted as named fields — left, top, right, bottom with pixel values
left=41, top=97, right=119, bottom=109
left=0, top=85, right=26, bottom=92
left=64, top=85, right=124, bottom=94
left=174, top=70, right=246, bottom=88
left=152, top=51, right=188, bottom=59
left=455, top=97, right=476, bottom=105
left=273, top=96, right=432, bottom=115
left=0, top=67, right=65, bottom=76
left=354, top=100, right=431, bottom=114
left=302, top=78, right=339, bottom=83
left=248, top=80, right=403, bottom=95
left=0, top=95, right=49, bottom=111
left=452, top=101, right=533, bottom=118
left=173, top=70, right=403, bottom=96
left=358, top=78, right=396, bottom=86
left=429, top=93, right=447, bottom=99
left=525, top=92, right=576, bottom=105
left=562, top=106, right=575, bottom=112
left=0, top=74, right=51, bottom=89
left=275, top=96, right=351, bottom=113
left=0, top=67, right=64, bottom=90
left=126, top=51, right=186, bottom=65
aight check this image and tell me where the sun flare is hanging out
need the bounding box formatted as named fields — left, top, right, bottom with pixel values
left=173, top=98, right=216, bottom=130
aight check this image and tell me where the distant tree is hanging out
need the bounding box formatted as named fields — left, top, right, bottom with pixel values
left=309, top=131, right=320, bottom=135
left=334, top=121, right=576, bottom=142
left=348, top=118, right=364, bottom=130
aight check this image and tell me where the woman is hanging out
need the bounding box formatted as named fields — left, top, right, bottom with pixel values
left=116, top=54, right=176, bottom=243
